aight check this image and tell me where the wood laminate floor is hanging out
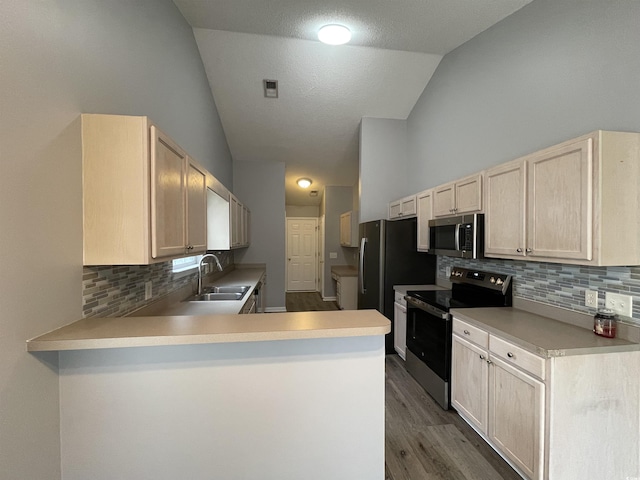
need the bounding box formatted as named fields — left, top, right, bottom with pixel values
left=285, top=292, right=339, bottom=312
left=385, top=354, right=521, bottom=480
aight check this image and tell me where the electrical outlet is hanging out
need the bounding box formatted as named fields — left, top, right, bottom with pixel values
left=604, top=292, right=632, bottom=317
left=584, top=289, right=598, bottom=308
left=145, top=281, right=153, bottom=300
left=329, top=252, right=337, bottom=259
left=445, top=266, right=452, bottom=277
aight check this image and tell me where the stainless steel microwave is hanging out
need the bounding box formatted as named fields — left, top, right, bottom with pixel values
left=428, top=213, right=484, bottom=259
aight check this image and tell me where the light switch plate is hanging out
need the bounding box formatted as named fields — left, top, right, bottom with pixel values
left=145, top=281, right=153, bottom=300
left=605, top=292, right=632, bottom=317
left=329, top=252, right=337, bottom=259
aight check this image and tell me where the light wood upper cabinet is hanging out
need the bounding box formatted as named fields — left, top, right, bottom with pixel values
left=340, top=211, right=358, bottom=247
left=433, top=173, right=482, bottom=217
left=416, top=189, right=433, bottom=252
left=82, top=114, right=209, bottom=265
left=389, top=195, right=417, bottom=219
left=207, top=190, right=250, bottom=251
left=185, top=158, right=208, bottom=253
left=484, top=159, right=527, bottom=257
left=484, top=131, right=640, bottom=266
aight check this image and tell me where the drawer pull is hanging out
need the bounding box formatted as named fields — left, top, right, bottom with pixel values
left=507, top=352, right=514, bottom=358
left=464, top=330, right=470, bottom=335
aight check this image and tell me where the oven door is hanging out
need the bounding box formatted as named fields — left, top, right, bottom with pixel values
left=405, top=298, right=452, bottom=381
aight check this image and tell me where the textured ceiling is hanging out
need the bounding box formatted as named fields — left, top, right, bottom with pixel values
left=173, top=0, right=533, bottom=205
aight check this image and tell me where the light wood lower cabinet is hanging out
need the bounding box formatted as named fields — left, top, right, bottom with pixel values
left=452, top=317, right=640, bottom=480
left=393, top=291, right=407, bottom=360
left=332, top=273, right=357, bottom=310
left=484, top=130, right=640, bottom=265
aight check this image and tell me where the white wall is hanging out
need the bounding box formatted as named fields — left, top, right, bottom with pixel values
left=233, top=161, right=287, bottom=311
left=59, top=337, right=385, bottom=480
left=406, top=0, right=640, bottom=193
left=359, top=117, right=408, bottom=222
left=286, top=205, right=319, bottom=217
left=0, top=1, right=231, bottom=478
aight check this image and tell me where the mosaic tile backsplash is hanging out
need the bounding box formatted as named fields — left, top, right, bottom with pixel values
left=82, top=251, right=234, bottom=318
left=437, top=256, right=640, bottom=325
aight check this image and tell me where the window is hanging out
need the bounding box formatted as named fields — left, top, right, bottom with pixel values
left=172, top=255, right=202, bottom=273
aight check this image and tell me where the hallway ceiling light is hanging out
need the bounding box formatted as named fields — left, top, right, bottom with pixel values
left=297, top=178, right=312, bottom=188
left=318, top=24, right=351, bottom=45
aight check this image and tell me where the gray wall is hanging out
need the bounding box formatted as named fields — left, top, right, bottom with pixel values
left=286, top=205, right=320, bottom=217
left=0, top=1, right=231, bottom=478
left=323, top=186, right=358, bottom=297
left=233, top=161, right=287, bottom=311
left=406, top=0, right=640, bottom=193
left=359, top=118, right=408, bottom=222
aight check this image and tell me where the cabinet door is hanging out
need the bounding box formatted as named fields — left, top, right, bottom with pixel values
left=489, top=356, right=545, bottom=480
left=150, top=126, right=187, bottom=259
left=186, top=159, right=207, bottom=254
left=526, top=137, right=593, bottom=261
left=455, top=174, right=482, bottom=214
left=401, top=195, right=417, bottom=216
left=393, top=301, right=407, bottom=360
left=416, top=190, right=432, bottom=252
left=230, top=195, right=239, bottom=247
left=451, top=335, right=489, bottom=434
left=389, top=200, right=402, bottom=219
left=484, top=160, right=526, bottom=258
left=340, top=212, right=351, bottom=246
left=433, top=182, right=456, bottom=217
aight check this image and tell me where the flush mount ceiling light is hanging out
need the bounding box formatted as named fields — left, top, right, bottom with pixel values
left=297, top=178, right=312, bottom=189
left=318, top=24, right=351, bottom=45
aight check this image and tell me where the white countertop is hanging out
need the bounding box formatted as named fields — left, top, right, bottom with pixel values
left=451, top=307, right=640, bottom=358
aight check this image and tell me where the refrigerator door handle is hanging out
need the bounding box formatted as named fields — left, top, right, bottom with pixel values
left=359, top=237, right=367, bottom=294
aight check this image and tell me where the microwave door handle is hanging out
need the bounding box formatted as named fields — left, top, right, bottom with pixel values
left=455, top=224, right=462, bottom=251
left=359, top=237, right=367, bottom=294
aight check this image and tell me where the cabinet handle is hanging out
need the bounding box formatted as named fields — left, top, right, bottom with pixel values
left=479, top=354, right=485, bottom=360
left=516, top=248, right=523, bottom=253
left=463, top=330, right=470, bottom=335
left=526, top=248, right=532, bottom=253
left=486, top=359, right=493, bottom=365
left=507, top=352, right=514, bottom=358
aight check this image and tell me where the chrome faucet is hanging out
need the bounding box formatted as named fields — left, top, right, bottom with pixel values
left=197, top=254, right=223, bottom=295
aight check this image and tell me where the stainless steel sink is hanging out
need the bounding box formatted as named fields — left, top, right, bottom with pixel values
left=204, top=285, right=251, bottom=295
left=187, top=285, right=251, bottom=302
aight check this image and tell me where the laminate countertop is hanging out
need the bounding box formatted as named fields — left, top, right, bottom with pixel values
left=451, top=307, right=640, bottom=358
left=330, top=265, right=358, bottom=277
left=27, top=310, right=390, bottom=352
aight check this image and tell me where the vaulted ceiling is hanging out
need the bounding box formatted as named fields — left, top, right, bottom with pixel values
left=173, top=0, right=533, bottom=205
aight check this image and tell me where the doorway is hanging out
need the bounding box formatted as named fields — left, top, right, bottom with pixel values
left=286, top=217, right=318, bottom=292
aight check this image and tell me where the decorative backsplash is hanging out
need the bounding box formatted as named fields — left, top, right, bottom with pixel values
left=82, top=251, right=234, bottom=318
left=437, top=256, right=640, bottom=324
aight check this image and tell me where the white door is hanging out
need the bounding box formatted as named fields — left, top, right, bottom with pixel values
left=319, top=215, right=325, bottom=297
left=286, top=218, right=318, bottom=291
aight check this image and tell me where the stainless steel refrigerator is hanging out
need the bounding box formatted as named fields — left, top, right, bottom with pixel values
left=358, top=218, right=436, bottom=353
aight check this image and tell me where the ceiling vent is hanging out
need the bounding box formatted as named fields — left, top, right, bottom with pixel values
left=263, top=79, right=278, bottom=98
left=309, top=190, right=319, bottom=197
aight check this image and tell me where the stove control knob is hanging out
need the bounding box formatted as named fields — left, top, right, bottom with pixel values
left=490, top=277, right=496, bottom=284
left=496, top=278, right=504, bottom=286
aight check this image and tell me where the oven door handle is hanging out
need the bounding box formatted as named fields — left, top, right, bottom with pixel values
left=405, top=295, right=450, bottom=320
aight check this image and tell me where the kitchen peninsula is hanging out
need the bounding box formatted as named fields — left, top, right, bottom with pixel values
left=28, top=309, right=390, bottom=480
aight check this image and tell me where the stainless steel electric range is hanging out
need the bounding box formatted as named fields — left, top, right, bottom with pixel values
left=404, top=267, right=512, bottom=410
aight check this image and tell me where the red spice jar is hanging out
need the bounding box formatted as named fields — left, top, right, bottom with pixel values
left=593, top=309, right=617, bottom=338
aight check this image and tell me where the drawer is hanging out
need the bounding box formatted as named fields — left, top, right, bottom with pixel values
left=453, top=318, right=489, bottom=348
left=394, top=291, right=406, bottom=305
left=489, top=335, right=545, bottom=380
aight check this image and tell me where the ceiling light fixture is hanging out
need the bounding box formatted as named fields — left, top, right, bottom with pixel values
left=297, top=178, right=312, bottom=188
left=318, top=24, right=351, bottom=46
